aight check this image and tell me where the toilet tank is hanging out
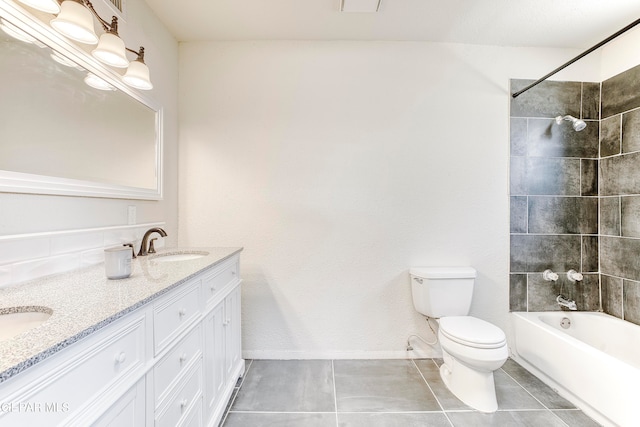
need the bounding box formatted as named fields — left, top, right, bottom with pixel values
left=410, top=267, right=476, bottom=318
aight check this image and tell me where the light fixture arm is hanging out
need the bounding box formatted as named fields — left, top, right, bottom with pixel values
left=81, top=0, right=112, bottom=33
left=126, top=46, right=145, bottom=61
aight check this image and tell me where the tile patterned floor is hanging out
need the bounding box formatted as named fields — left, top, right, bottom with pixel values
left=220, top=359, right=601, bottom=427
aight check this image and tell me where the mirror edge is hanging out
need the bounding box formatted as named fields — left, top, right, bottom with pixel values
left=0, top=0, right=164, bottom=200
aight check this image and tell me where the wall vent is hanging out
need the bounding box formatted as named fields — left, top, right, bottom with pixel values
left=108, top=0, right=123, bottom=12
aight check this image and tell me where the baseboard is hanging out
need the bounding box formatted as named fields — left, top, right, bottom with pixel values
left=242, top=348, right=441, bottom=360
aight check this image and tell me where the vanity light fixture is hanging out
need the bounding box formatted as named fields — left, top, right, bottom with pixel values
left=17, top=0, right=153, bottom=90
left=122, top=47, right=153, bottom=90
left=50, top=0, right=98, bottom=44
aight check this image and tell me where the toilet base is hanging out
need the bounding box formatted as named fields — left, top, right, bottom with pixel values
left=439, top=352, right=498, bottom=413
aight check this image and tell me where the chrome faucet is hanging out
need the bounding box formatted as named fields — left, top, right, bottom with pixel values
left=138, top=227, right=167, bottom=256
left=556, top=295, right=577, bottom=311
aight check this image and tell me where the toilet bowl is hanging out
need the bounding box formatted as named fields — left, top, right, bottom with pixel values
left=437, top=316, right=508, bottom=412
left=409, top=267, right=508, bottom=413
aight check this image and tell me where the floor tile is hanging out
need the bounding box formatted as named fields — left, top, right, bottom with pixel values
left=414, top=359, right=470, bottom=410
left=447, top=410, right=568, bottom=427
left=334, top=359, right=440, bottom=412
left=501, top=359, right=575, bottom=409
left=338, top=412, right=452, bottom=427
left=231, top=360, right=335, bottom=412
left=552, top=409, right=602, bottom=427
left=494, top=369, right=544, bottom=410
left=223, top=412, right=336, bottom=427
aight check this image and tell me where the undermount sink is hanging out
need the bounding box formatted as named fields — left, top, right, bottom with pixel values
left=150, top=252, right=209, bottom=262
left=0, top=307, right=52, bottom=341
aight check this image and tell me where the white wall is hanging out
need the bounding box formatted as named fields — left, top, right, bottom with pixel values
left=0, top=0, right=179, bottom=241
left=178, top=40, right=600, bottom=358
left=600, top=24, right=640, bottom=81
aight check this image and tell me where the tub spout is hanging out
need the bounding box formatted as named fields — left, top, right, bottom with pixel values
left=557, top=295, right=577, bottom=311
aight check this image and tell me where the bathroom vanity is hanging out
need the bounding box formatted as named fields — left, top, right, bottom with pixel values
left=0, top=248, right=243, bottom=427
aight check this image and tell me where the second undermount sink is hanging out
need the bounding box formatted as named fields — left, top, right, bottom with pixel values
left=151, top=251, right=209, bottom=262
left=0, top=307, right=52, bottom=341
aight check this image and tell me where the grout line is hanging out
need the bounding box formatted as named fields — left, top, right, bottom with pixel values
left=498, top=367, right=570, bottom=426
left=331, top=360, right=339, bottom=427
left=411, top=359, right=455, bottom=426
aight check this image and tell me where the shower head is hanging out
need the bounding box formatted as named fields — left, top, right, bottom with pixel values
left=555, top=115, right=587, bottom=132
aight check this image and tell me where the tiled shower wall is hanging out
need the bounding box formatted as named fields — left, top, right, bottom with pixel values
left=509, top=79, right=601, bottom=312
left=599, top=65, right=640, bottom=325
left=509, top=64, right=640, bottom=326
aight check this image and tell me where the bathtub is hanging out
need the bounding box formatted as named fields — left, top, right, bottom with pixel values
left=511, top=311, right=640, bottom=427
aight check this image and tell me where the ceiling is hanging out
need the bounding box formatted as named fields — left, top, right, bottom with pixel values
left=142, top=0, right=640, bottom=49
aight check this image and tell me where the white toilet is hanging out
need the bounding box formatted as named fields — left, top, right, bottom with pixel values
left=410, top=266, right=508, bottom=413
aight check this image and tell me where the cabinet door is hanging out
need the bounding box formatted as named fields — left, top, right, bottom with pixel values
left=224, top=285, right=242, bottom=378
left=203, top=301, right=226, bottom=419
left=92, top=378, right=145, bottom=427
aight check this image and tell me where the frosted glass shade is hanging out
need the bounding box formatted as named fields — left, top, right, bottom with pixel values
left=17, top=0, right=61, bottom=14
left=92, top=32, right=129, bottom=68
left=50, top=0, right=98, bottom=45
left=123, top=60, right=153, bottom=90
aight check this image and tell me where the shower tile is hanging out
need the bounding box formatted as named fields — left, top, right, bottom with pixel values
left=601, top=274, right=623, bottom=319
left=510, top=196, right=527, bottom=233
left=623, top=280, right=640, bottom=326
left=527, top=274, right=599, bottom=312
left=600, top=236, right=640, bottom=281
left=527, top=118, right=598, bottom=158
left=527, top=197, right=597, bottom=235
left=231, top=360, right=335, bottom=412
left=446, top=410, right=567, bottom=427
left=581, top=82, right=600, bottom=120
left=510, top=79, right=581, bottom=118
left=622, top=108, right=640, bottom=153
left=581, top=236, right=599, bottom=273
left=621, top=196, right=640, bottom=237
left=338, top=413, right=451, bottom=427
left=600, top=114, right=621, bottom=157
left=510, top=235, right=581, bottom=273
left=414, top=359, right=471, bottom=410
left=602, top=63, right=640, bottom=118
left=509, top=157, right=526, bottom=195
left=580, top=159, right=598, bottom=196
left=333, top=360, right=439, bottom=412
left=600, top=151, right=640, bottom=196
left=599, top=196, right=620, bottom=236
left=224, top=413, right=336, bottom=427
left=552, top=409, right=602, bottom=427
left=525, top=158, right=581, bottom=196
left=510, top=118, right=527, bottom=156
left=501, top=359, right=575, bottom=409
left=509, top=274, right=527, bottom=312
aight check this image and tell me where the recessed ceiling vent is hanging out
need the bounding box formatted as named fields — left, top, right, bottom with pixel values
left=340, top=0, right=381, bottom=13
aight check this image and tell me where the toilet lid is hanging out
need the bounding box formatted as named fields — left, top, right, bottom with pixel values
left=439, top=316, right=506, bottom=349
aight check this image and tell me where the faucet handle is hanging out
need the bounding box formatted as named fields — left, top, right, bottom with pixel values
left=567, top=269, right=583, bottom=282
left=543, top=269, right=559, bottom=282
left=149, top=238, right=157, bottom=254
left=123, top=243, right=136, bottom=259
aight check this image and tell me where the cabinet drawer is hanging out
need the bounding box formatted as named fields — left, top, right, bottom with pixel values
left=154, top=323, right=202, bottom=405
left=203, top=260, right=239, bottom=306
left=155, top=363, right=202, bottom=427
left=0, top=313, right=146, bottom=426
left=154, top=280, right=201, bottom=354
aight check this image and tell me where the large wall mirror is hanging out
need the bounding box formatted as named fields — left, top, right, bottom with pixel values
left=0, top=1, right=162, bottom=200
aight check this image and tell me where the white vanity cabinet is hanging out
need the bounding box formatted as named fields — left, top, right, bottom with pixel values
left=202, top=258, right=243, bottom=427
left=0, top=252, right=243, bottom=427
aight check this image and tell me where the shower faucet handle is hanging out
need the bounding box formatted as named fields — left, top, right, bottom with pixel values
left=567, top=269, right=583, bottom=282
left=542, top=269, right=559, bottom=282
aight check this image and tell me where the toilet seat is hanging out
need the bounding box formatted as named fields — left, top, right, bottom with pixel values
left=439, top=316, right=506, bottom=349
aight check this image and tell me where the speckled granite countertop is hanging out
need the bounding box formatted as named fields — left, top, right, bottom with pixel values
left=0, top=247, right=242, bottom=383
